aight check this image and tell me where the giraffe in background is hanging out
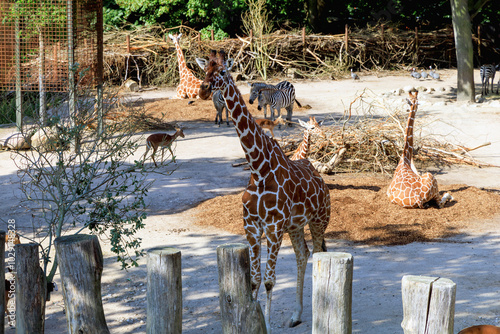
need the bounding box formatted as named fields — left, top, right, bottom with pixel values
left=169, top=33, right=203, bottom=99
left=387, top=91, right=452, bottom=208
left=291, top=116, right=325, bottom=161
left=197, top=51, right=331, bottom=332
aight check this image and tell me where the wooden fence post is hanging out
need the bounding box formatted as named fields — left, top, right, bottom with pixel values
left=146, top=247, right=182, bottom=334
left=401, top=275, right=456, bottom=334
left=15, top=243, right=46, bottom=334
left=312, top=252, right=353, bottom=334
left=54, top=235, right=110, bottom=334
left=217, top=243, right=267, bottom=334
left=345, top=24, right=349, bottom=53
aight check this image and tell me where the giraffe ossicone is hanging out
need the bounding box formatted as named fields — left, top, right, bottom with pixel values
left=387, top=91, right=453, bottom=208
left=198, top=50, right=331, bottom=333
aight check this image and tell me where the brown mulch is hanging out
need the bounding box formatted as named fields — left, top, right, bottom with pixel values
left=194, top=173, right=500, bottom=246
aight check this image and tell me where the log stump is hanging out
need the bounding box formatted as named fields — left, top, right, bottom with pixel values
left=216, top=243, right=266, bottom=334
left=15, top=243, right=46, bottom=334
left=401, top=275, right=456, bottom=334
left=54, top=234, right=109, bottom=334
left=146, top=247, right=182, bottom=334
left=312, top=252, right=353, bottom=334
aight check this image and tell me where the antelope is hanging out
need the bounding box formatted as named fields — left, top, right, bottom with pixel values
left=143, top=128, right=185, bottom=166
left=255, top=116, right=285, bottom=138
left=458, top=325, right=500, bottom=334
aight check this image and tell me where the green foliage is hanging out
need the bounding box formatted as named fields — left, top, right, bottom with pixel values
left=199, top=25, right=229, bottom=41
left=14, top=74, right=156, bottom=280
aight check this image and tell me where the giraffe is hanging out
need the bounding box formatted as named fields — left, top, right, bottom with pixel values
left=197, top=51, right=331, bottom=332
left=168, top=33, right=203, bottom=99
left=387, top=91, right=452, bottom=208
left=291, top=116, right=325, bottom=161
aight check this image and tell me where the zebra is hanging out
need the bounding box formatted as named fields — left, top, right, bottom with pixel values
left=248, top=81, right=301, bottom=122
left=248, top=81, right=302, bottom=124
left=212, top=90, right=230, bottom=127
left=256, top=81, right=301, bottom=125
left=480, top=64, right=496, bottom=96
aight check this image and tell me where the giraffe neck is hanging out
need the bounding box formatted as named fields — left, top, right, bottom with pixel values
left=173, top=42, right=189, bottom=79
left=292, top=130, right=310, bottom=160
left=402, top=107, right=416, bottom=166
left=220, top=74, right=279, bottom=179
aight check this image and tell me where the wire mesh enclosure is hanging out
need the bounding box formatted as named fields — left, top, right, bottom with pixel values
left=0, top=0, right=103, bottom=92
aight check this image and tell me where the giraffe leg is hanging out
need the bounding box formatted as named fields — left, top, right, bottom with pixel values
left=244, top=216, right=263, bottom=300
left=286, top=228, right=309, bottom=327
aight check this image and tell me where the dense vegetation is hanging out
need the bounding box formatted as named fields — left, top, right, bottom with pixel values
left=104, top=0, right=499, bottom=37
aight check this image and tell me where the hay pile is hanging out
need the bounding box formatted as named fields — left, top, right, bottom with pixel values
left=277, top=91, right=492, bottom=174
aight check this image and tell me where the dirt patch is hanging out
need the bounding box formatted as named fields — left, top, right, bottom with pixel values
left=138, top=93, right=310, bottom=123
left=194, top=173, right=500, bottom=246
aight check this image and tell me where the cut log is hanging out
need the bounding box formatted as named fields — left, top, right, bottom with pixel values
left=401, top=275, right=456, bottom=334
left=216, top=243, right=267, bottom=334
left=146, top=247, right=182, bottom=334
left=312, top=252, right=353, bottom=334
left=0, top=230, right=5, bottom=332
left=54, top=234, right=109, bottom=334
left=15, top=243, right=46, bottom=334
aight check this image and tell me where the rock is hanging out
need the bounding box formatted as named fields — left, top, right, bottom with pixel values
left=31, top=126, right=61, bottom=151
left=403, top=85, right=415, bottom=93
left=416, top=86, right=428, bottom=92
left=0, top=132, right=31, bottom=150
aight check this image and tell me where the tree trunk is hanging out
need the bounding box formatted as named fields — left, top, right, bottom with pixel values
left=216, top=243, right=267, bottom=334
left=54, top=234, right=109, bottom=334
left=146, top=247, right=182, bottom=334
left=15, top=243, right=46, bottom=334
left=450, top=0, right=475, bottom=102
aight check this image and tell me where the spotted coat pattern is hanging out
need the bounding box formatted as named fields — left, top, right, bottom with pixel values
left=387, top=91, right=449, bottom=208
left=169, top=34, right=203, bottom=99
left=291, top=116, right=325, bottom=161
left=198, top=51, right=331, bottom=331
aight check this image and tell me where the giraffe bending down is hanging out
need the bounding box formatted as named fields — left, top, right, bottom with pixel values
left=291, top=116, right=325, bottom=161
left=169, top=34, right=203, bottom=99
left=197, top=51, right=331, bottom=332
left=387, top=91, right=452, bottom=208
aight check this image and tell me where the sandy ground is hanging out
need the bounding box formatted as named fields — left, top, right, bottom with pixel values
left=1, top=69, right=500, bottom=333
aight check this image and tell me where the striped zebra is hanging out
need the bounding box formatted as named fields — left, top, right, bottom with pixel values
left=249, top=81, right=301, bottom=124
left=212, top=90, right=230, bottom=127
left=248, top=82, right=275, bottom=119
left=480, top=64, right=496, bottom=96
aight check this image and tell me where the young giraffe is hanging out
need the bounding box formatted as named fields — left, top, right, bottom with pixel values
left=291, top=116, right=325, bottom=161
left=197, top=51, right=331, bottom=332
left=387, top=91, right=452, bottom=208
left=169, top=33, right=203, bottom=99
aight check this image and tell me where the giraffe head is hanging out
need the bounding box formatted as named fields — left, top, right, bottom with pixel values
left=298, top=116, right=326, bottom=138
left=168, top=33, right=182, bottom=44
left=406, top=91, right=418, bottom=110
left=196, top=50, right=234, bottom=100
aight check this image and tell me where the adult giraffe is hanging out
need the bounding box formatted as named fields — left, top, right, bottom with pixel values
left=197, top=51, right=331, bottom=332
left=387, top=91, right=452, bottom=208
left=169, top=33, right=203, bottom=99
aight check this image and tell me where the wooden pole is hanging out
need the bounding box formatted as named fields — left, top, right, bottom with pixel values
left=312, top=252, right=353, bottom=334
left=401, top=275, right=456, bottom=334
left=211, top=29, right=214, bottom=41
left=345, top=24, right=349, bottom=53
left=216, top=243, right=267, bottom=334
left=15, top=243, right=46, bottom=334
left=54, top=235, right=109, bottom=334
left=477, top=25, right=481, bottom=58
left=146, top=247, right=182, bottom=334
left=126, top=35, right=130, bottom=53
left=302, top=27, right=306, bottom=44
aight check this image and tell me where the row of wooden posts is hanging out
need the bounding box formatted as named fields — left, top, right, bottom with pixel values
left=0, top=232, right=457, bottom=334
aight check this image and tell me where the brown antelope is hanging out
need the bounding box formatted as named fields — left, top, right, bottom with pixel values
left=254, top=116, right=285, bottom=138
left=143, top=128, right=185, bottom=167
left=458, top=325, right=500, bottom=334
